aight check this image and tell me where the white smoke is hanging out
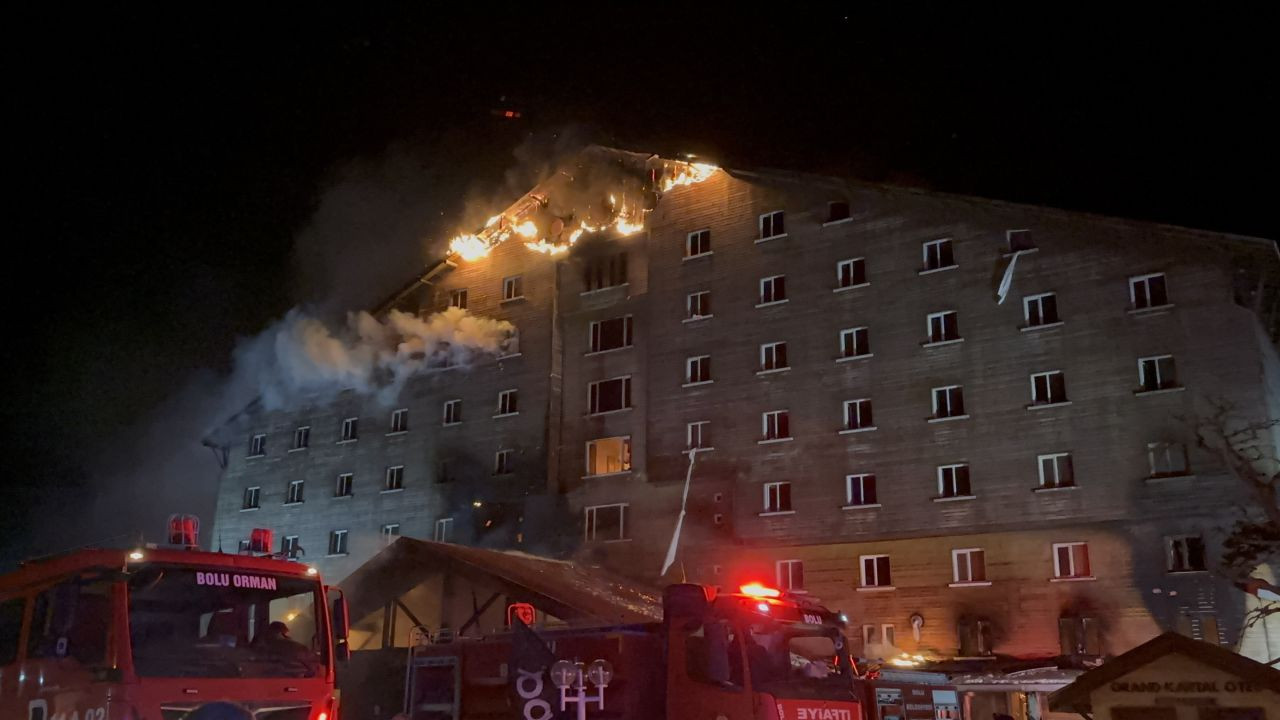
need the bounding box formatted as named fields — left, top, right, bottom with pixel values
left=236, top=306, right=516, bottom=411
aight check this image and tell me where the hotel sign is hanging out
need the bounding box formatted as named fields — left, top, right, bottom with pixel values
left=1110, top=680, right=1264, bottom=693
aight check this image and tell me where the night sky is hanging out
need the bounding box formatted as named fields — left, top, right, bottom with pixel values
left=3, top=8, right=1275, bottom=564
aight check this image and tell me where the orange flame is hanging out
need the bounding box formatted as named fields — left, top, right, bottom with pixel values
left=661, top=162, right=717, bottom=191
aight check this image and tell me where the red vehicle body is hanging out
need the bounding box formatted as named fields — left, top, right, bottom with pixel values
left=0, top=547, right=349, bottom=720
left=401, top=583, right=958, bottom=720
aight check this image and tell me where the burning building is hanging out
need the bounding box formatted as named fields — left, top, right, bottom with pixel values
left=210, top=146, right=1279, bottom=710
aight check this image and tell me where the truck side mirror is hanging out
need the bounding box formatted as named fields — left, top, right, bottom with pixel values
left=330, top=588, right=350, bottom=662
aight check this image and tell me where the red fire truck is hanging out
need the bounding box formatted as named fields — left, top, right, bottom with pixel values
left=0, top=531, right=350, bottom=720
left=402, top=582, right=958, bottom=720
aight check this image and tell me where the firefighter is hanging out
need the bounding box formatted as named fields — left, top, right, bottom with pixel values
left=256, top=620, right=317, bottom=673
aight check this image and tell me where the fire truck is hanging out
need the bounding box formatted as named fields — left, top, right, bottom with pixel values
left=401, top=582, right=960, bottom=720
left=0, top=521, right=350, bottom=720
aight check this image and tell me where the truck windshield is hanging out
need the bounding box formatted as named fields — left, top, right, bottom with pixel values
left=127, top=566, right=325, bottom=678
left=745, top=626, right=848, bottom=687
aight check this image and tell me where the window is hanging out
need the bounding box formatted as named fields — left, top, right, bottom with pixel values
left=1038, top=453, right=1074, bottom=488
left=434, top=518, right=454, bottom=542
left=760, top=341, right=789, bottom=371
left=583, top=252, right=628, bottom=291
left=952, top=548, right=988, bottom=584
left=1148, top=442, right=1190, bottom=478
left=293, top=426, right=310, bottom=450
left=381, top=524, right=401, bottom=544
left=589, top=316, right=634, bottom=352
left=860, top=555, right=892, bottom=588
left=1023, top=292, right=1060, bottom=327
left=249, top=434, right=266, bottom=457
left=237, top=540, right=251, bottom=553
left=495, top=449, right=514, bottom=475
left=922, top=238, right=955, bottom=271
left=826, top=201, right=850, bottom=223
left=686, top=355, right=711, bottom=384
left=1030, top=371, right=1068, bottom=405
left=588, top=377, right=631, bottom=414
left=443, top=399, right=462, bottom=425
left=502, top=275, right=524, bottom=300
left=932, top=386, right=966, bottom=419
left=384, top=465, right=404, bottom=492
left=882, top=625, right=896, bottom=648
left=1007, top=229, right=1035, bottom=252
left=496, top=389, right=519, bottom=416
left=843, top=399, right=874, bottom=431
left=585, top=504, right=629, bottom=541
left=836, top=258, right=866, bottom=289
left=845, top=474, right=878, bottom=507
left=762, top=482, right=792, bottom=513
left=328, top=530, right=349, bottom=556
left=685, top=229, right=711, bottom=258
left=437, top=460, right=456, bottom=484
left=1059, top=616, right=1101, bottom=656
left=0, top=597, right=25, bottom=666
left=586, top=436, right=632, bottom=476
left=390, top=408, right=408, bottom=433
left=449, top=288, right=468, bottom=309
left=958, top=618, right=994, bottom=657
left=840, top=327, right=871, bottom=359
left=686, top=291, right=711, bottom=320
left=862, top=625, right=879, bottom=646
left=1167, top=535, right=1207, bottom=572
left=335, top=473, right=353, bottom=498
left=1130, top=272, right=1169, bottom=309
left=1053, top=542, right=1091, bottom=579
left=340, top=417, right=358, bottom=442
left=285, top=480, right=304, bottom=505
left=687, top=421, right=711, bottom=451
left=937, top=464, right=972, bottom=498
left=926, top=311, right=960, bottom=343
left=27, top=580, right=110, bottom=665
left=281, top=535, right=300, bottom=558
left=761, top=410, right=790, bottom=441
left=777, top=560, right=804, bottom=590
left=759, top=210, right=785, bottom=239
left=759, top=275, right=787, bottom=305
left=1138, top=355, right=1179, bottom=392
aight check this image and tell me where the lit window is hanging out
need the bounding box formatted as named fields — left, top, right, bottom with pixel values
left=922, top=238, right=955, bottom=271
left=1166, top=535, right=1207, bottom=573
left=759, top=275, right=787, bottom=305
left=449, top=288, right=468, bottom=309
left=494, top=449, right=514, bottom=475
left=687, top=421, right=711, bottom=451
left=340, top=417, right=359, bottom=442
left=845, top=474, right=877, bottom=507
left=952, top=548, right=987, bottom=584
left=759, top=210, right=785, bottom=239
left=496, top=389, right=519, bottom=416
left=761, top=410, right=790, bottom=441
left=502, top=275, right=524, bottom=301
left=328, top=530, right=349, bottom=556
left=390, top=408, right=408, bottom=433
left=586, top=436, right=631, bottom=476
left=1148, top=442, right=1190, bottom=478
left=334, top=473, right=353, bottom=498
left=840, top=327, right=871, bottom=359
left=843, top=399, right=874, bottom=431
left=937, top=464, right=971, bottom=498
left=926, top=311, right=960, bottom=343
left=584, top=504, right=628, bottom=542
left=241, top=486, right=260, bottom=510
left=777, top=559, right=804, bottom=590
left=588, top=377, right=632, bottom=414
left=293, top=426, right=310, bottom=450
left=836, top=258, right=866, bottom=289
left=686, top=291, right=711, bottom=320
left=285, top=480, right=305, bottom=505
left=1138, top=355, right=1179, bottom=392
left=434, top=518, right=454, bottom=542
left=760, top=341, right=789, bottom=371
left=1030, top=371, right=1068, bottom=405
left=1130, top=273, right=1169, bottom=310
left=931, top=386, right=966, bottom=419
left=686, top=355, right=712, bottom=385
left=589, top=316, right=633, bottom=353
left=1053, top=542, right=1091, bottom=579
left=1007, top=229, right=1035, bottom=252
left=762, top=482, right=792, bottom=513
left=1038, top=453, right=1074, bottom=489
left=384, top=465, right=404, bottom=492
left=685, top=229, right=712, bottom=258
left=860, top=555, right=891, bottom=588
left=1023, top=292, right=1060, bottom=327
left=248, top=434, right=266, bottom=457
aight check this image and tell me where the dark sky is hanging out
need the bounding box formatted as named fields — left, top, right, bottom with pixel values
left=3, top=7, right=1275, bottom=560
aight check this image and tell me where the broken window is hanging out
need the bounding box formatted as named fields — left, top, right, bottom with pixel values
left=1138, top=355, right=1178, bottom=392
left=584, top=504, right=628, bottom=541
left=937, top=464, right=971, bottom=498
left=1053, top=542, right=1091, bottom=578
left=759, top=275, right=787, bottom=305
left=761, top=410, right=790, bottom=441
left=1007, top=229, right=1035, bottom=252
left=760, top=341, right=789, bottom=371
left=932, top=386, right=965, bottom=419
left=1148, top=441, right=1190, bottom=478
left=686, top=291, right=711, bottom=320
left=1130, top=272, right=1169, bottom=309
left=1030, top=371, right=1068, bottom=405
left=952, top=548, right=987, bottom=584
left=826, top=201, right=850, bottom=223
left=1166, top=535, right=1207, bottom=572
left=1024, top=292, right=1060, bottom=327
left=686, top=355, right=711, bottom=385
left=583, top=253, right=628, bottom=292
left=588, top=376, right=631, bottom=414
left=837, top=257, right=866, bottom=288
left=846, top=474, right=877, bottom=506
left=922, top=238, right=955, bottom=271
left=927, top=311, right=960, bottom=343
left=585, top=436, right=631, bottom=476
left=762, top=481, right=792, bottom=513
left=1038, top=453, right=1074, bottom=488
left=776, top=559, right=804, bottom=590
left=685, top=229, right=711, bottom=258
left=1058, top=616, right=1101, bottom=655
left=843, top=399, right=874, bottom=430
left=589, top=315, right=633, bottom=353
left=759, top=210, right=785, bottom=239
left=957, top=618, right=993, bottom=657
left=860, top=555, right=891, bottom=587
